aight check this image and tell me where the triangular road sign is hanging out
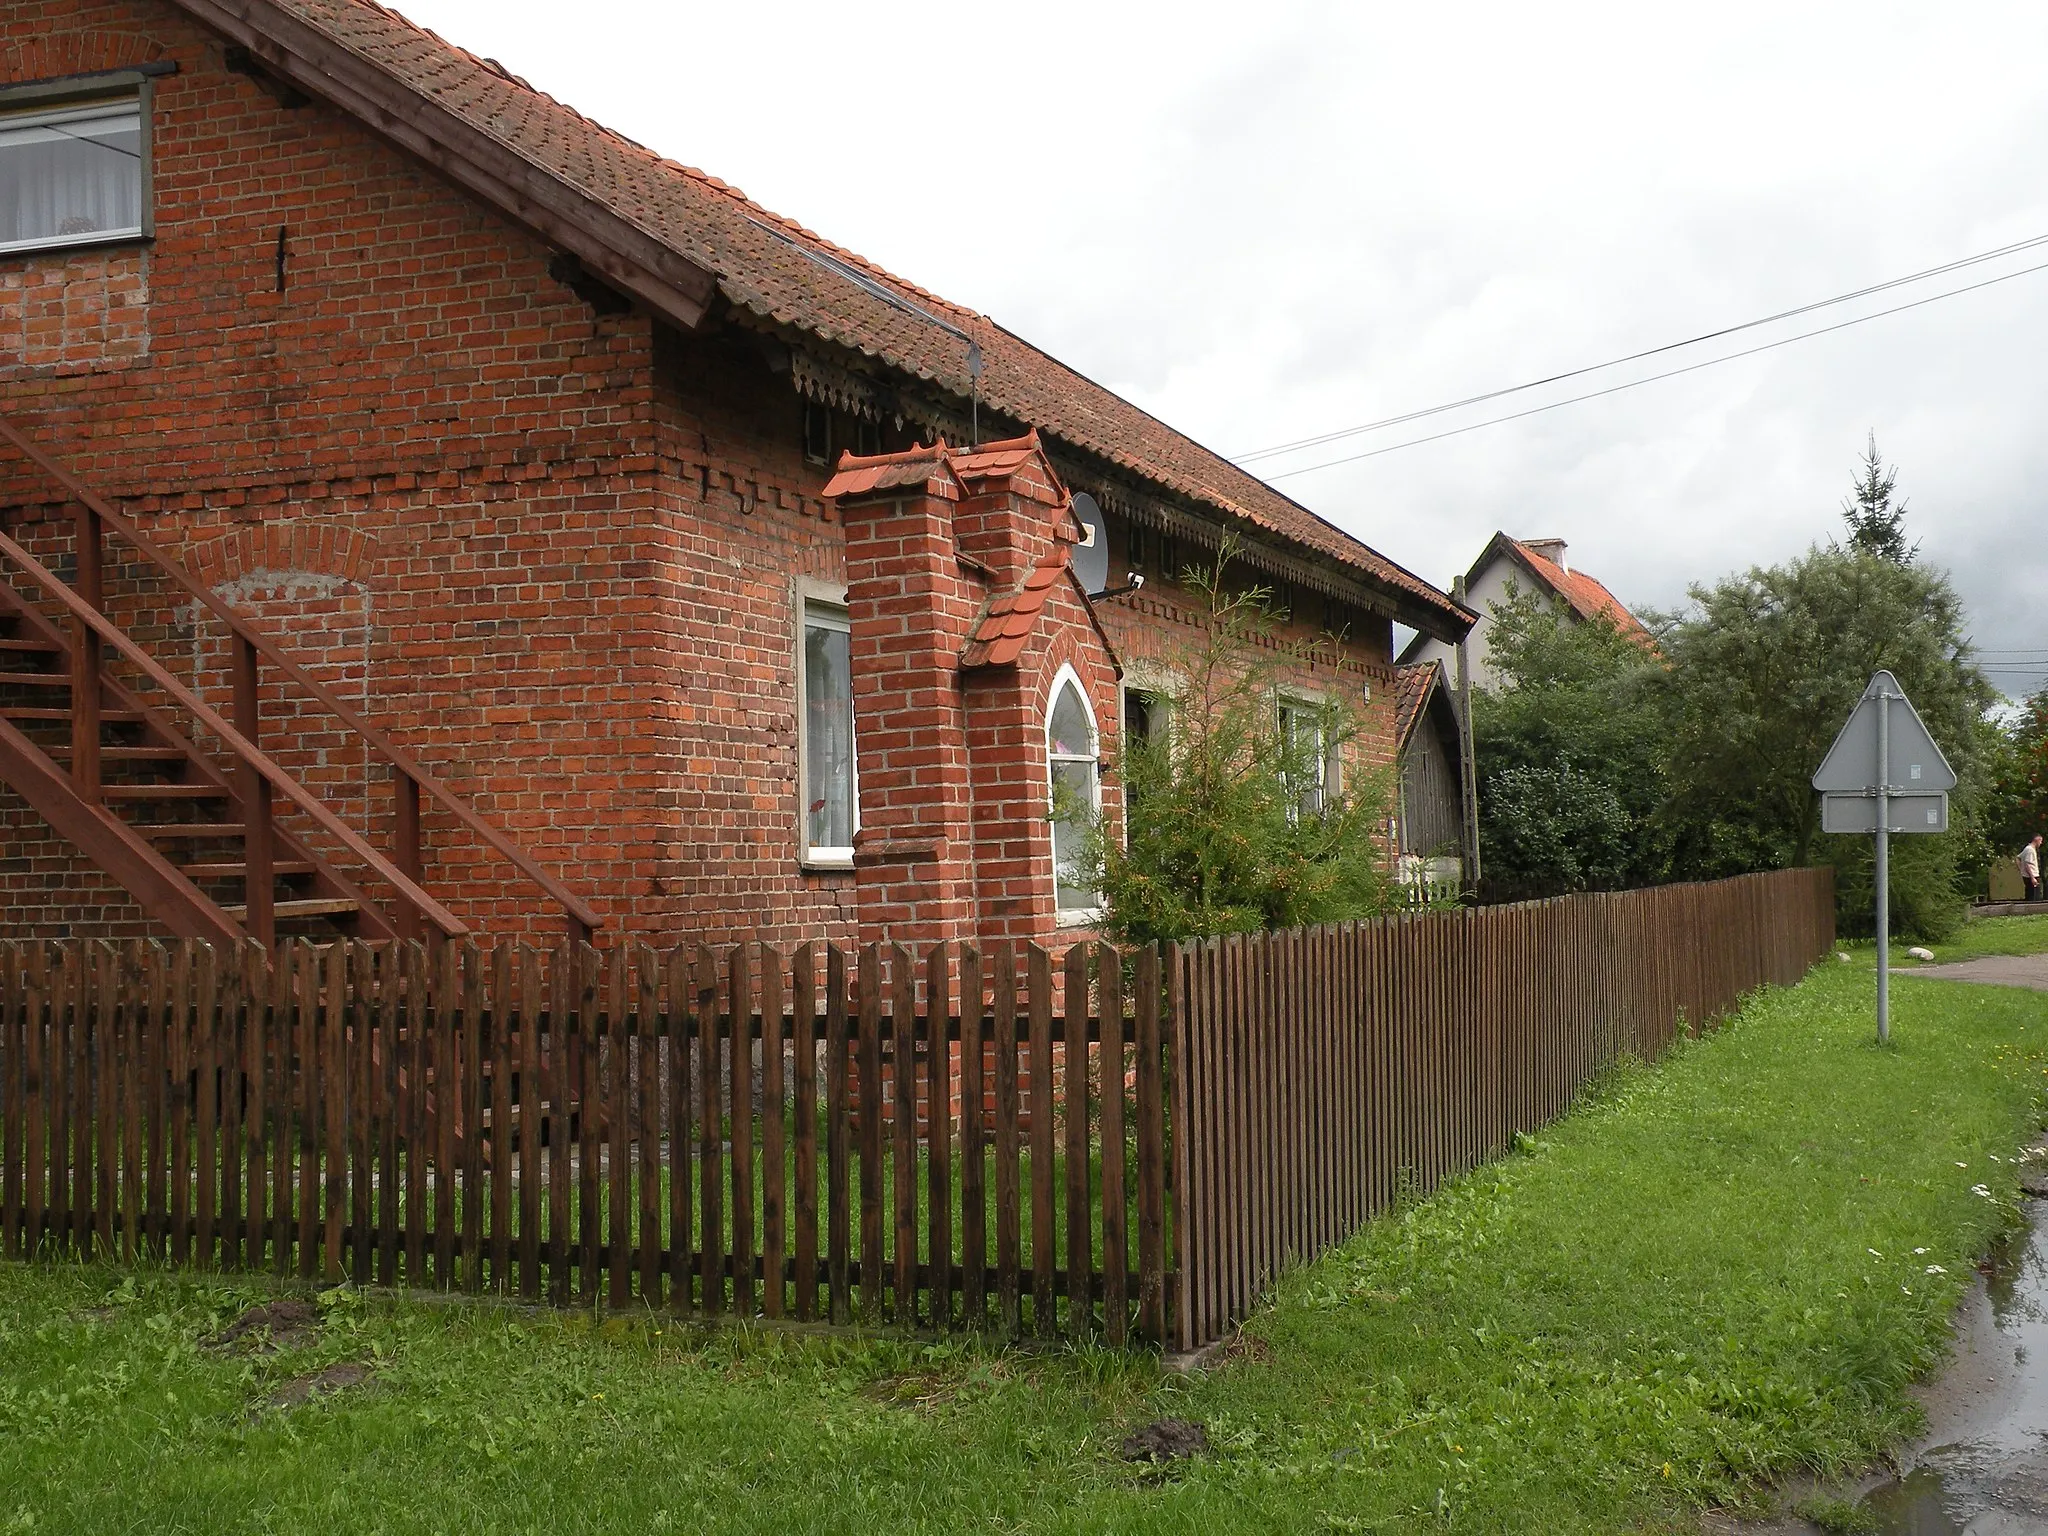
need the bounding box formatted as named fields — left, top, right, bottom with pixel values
left=1812, top=670, right=1958, bottom=793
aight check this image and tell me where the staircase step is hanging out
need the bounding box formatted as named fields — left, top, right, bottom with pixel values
left=136, top=823, right=246, bottom=840
left=223, top=898, right=361, bottom=922
left=0, top=670, right=66, bottom=687
left=44, top=745, right=190, bottom=764
left=0, top=638, right=61, bottom=656
left=102, top=784, right=229, bottom=803
left=180, top=858, right=315, bottom=879
left=2, top=706, right=141, bottom=723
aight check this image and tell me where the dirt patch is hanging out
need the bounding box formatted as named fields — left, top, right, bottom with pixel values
left=260, top=1361, right=373, bottom=1412
left=862, top=1370, right=961, bottom=1412
left=207, top=1298, right=322, bottom=1353
left=1120, top=1418, right=1210, bottom=1463
left=1216, top=1330, right=1274, bottom=1367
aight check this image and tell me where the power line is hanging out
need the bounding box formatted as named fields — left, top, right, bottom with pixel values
left=1231, top=231, right=2048, bottom=467
left=1260, top=257, right=2048, bottom=482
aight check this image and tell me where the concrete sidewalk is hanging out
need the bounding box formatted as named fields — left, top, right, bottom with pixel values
left=1901, top=953, right=2048, bottom=992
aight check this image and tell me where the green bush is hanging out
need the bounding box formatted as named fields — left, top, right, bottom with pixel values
left=1825, top=830, right=1967, bottom=943
left=1078, top=545, right=1399, bottom=945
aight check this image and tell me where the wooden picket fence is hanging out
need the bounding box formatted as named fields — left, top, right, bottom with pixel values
left=0, top=939, right=1168, bottom=1341
left=1166, top=866, right=1837, bottom=1349
left=0, top=867, right=1833, bottom=1350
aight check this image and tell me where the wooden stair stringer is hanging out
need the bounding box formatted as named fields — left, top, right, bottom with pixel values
left=0, top=709, right=245, bottom=943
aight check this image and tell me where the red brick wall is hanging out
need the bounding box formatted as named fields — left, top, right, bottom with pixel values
left=0, top=0, right=1413, bottom=949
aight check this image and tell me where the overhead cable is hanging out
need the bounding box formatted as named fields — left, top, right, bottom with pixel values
left=1231, top=231, right=2048, bottom=467
left=1260, top=257, right=2048, bottom=482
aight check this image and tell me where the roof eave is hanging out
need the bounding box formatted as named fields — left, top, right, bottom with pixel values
left=166, top=0, right=720, bottom=333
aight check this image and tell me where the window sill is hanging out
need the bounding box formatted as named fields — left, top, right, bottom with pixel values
left=800, top=855, right=855, bottom=875
left=0, top=230, right=152, bottom=261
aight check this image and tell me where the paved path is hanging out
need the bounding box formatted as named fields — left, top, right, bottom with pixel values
left=1900, top=952, right=2048, bottom=992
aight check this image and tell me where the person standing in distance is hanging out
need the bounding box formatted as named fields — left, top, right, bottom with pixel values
left=2023, top=834, right=2044, bottom=903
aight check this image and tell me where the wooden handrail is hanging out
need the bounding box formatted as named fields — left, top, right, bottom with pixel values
left=0, top=414, right=602, bottom=935
left=0, top=522, right=468, bottom=936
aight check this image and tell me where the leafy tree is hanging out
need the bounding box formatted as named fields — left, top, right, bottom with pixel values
left=1657, top=546, right=1994, bottom=938
left=1471, top=585, right=1667, bottom=898
left=1983, top=687, right=2048, bottom=861
left=1840, top=432, right=1917, bottom=563
left=1077, top=547, right=1397, bottom=944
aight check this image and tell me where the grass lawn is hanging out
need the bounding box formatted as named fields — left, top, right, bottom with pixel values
left=2, top=962, right=2045, bottom=1535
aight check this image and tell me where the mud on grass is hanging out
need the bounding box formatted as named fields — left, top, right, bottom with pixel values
left=0, top=963, right=2044, bottom=1534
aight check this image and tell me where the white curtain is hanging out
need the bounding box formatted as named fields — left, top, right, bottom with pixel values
left=0, top=102, right=142, bottom=249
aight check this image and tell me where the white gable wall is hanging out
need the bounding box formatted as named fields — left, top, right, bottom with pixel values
left=1405, top=552, right=1561, bottom=694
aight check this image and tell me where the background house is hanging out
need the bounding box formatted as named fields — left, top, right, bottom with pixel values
left=1390, top=659, right=1470, bottom=899
left=0, top=0, right=1474, bottom=948
left=1401, top=533, right=1648, bottom=694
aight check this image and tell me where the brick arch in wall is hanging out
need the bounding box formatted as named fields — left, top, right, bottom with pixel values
left=184, top=521, right=381, bottom=834
left=1, top=30, right=173, bottom=82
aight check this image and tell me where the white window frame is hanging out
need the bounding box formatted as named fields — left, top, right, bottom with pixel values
left=1047, top=663, right=1104, bottom=926
left=796, top=588, right=858, bottom=870
left=1277, top=693, right=1339, bottom=818
left=0, top=78, right=155, bottom=258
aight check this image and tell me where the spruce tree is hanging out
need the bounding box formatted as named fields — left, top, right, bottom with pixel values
left=1841, top=432, right=1916, bottom=562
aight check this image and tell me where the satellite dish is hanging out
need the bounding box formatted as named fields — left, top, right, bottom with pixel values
left=1069, top=492, right=1110, bottom=596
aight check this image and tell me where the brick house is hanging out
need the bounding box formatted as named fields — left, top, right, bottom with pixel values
left=0, top=0, right=1474, bottom=950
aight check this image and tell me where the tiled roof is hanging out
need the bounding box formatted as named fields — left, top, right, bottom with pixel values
left=966, top=551, right=1070, bottom=669
left=1392, top=662, right=1440, bottom=754
left=211, top=0, right=1469, bottom=636
left=815, top=443, right=963, bottom=501
left=1505, top=539, right=1653, bottom=645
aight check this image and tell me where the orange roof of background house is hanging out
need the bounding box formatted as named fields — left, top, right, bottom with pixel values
left=1504, top=539, right=1652, bottom=643
left=171, top=0, right=1472, bottom=639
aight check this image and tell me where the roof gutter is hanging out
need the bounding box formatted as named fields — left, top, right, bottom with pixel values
left=165, top=0, right=720, bottom=332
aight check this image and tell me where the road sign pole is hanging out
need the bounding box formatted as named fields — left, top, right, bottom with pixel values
left=1876, top=688, right=1890, bottom=1046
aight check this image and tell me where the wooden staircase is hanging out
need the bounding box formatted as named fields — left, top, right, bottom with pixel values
left=0, top=579, right=393, bottom=941
left=0, top=413, right=601, bottom=946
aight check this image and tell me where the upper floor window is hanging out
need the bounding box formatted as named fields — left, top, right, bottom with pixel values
left=800, top=599, right=857, bottom=866
left=1048, top=669, right=1102, bottom=922
left=0, top=92, right=147, bottom=255
left=801, top=401, right=883, bottom=466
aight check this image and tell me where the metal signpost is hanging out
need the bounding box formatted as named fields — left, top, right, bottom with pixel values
left=1812, top=670, right=1957, bottom=1044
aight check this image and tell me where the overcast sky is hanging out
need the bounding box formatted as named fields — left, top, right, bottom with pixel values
left=392, top=0, right=2048, bottom=700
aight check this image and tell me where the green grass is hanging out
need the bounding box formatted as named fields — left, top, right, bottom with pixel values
left=2, top=963, right=2045, bottom=1534
left=1837, top=910, right=2048, bottom=968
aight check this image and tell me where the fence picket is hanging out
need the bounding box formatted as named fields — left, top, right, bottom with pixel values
left=824, top=943, right=850, bottom=1326
left=924, top=942, right=951, bottom=1331
left=1027, top=943, right=1056, bottom=1338
left=992, top=942, right=1021, bottom=1338
left=959, top=944, right=986, bottom=1332
left=664, top=945, right=692, bottom=1312
left=793, top=942, right=819, bottom=1322
left=730, top=944, right=755, bottom=1318
left=607, top=944, right=631, bottom=1309
left=761, top=946, right=786, bottom=1320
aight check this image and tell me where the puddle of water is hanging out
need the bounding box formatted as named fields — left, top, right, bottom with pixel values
left=1852, top=1195, right=2048, bottom=1534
